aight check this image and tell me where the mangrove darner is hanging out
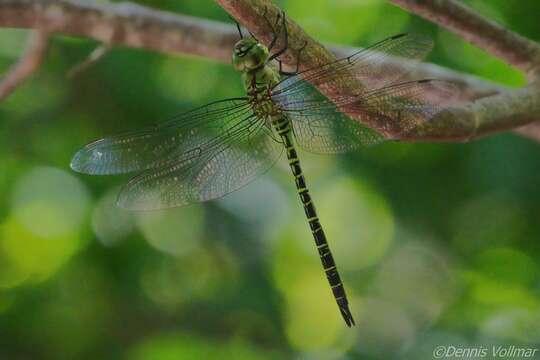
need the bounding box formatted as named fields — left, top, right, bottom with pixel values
left=71, top=13, right=457, bottom=327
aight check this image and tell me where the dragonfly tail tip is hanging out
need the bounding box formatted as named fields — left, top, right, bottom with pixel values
left=339, top=304, right=356, bottom=327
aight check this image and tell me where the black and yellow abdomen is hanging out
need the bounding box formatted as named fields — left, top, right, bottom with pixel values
left=272, top=112, right=355, bottom=327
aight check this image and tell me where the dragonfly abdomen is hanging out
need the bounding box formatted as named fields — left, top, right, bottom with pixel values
left=274, top=115, right=355, bottom=327
left=272, top=114, right=292, bottom=136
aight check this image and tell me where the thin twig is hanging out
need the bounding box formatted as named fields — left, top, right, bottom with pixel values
left=390, top=0, right=540, bottom=78
left=0, top=0, right=239, bottom=64
left=0, top=29, right=51, bottom=100
left=67, top=44, right=110, bottom=78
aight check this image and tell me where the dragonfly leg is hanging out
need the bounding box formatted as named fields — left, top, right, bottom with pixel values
left=263, top=7, right=284, bottom=51
left=277, top=40, right=308, bottom=76
left=229, top=13, right=258, bottom=41
left=229, top=14, right=243, bottom=39
left=268, top=11, right=289, bottom=62
left=241, top=9, right=284, bottom=50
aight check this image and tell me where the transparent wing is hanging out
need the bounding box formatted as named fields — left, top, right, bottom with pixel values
left=116, top=118, right=282, bottom=210
left=70, top=98, right=253, bottom=175
left=272, top=33, right=434, bottom=103
left=277, top=79, right=385, bottom=153
left=349, top=79, right=458, bottom=135
left=274, top=78, right=457, bottom=154
left=270, top=33, right=457, bottom=154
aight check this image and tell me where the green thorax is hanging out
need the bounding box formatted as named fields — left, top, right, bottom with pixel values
left=241, top=66, right=281, bottom=95
left=232, top=37, right=282, bottom=116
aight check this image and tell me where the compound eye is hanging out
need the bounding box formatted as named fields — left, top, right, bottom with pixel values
left=235, top=46, right=249, bottom=57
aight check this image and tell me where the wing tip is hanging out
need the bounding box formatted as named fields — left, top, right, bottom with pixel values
left=70, top=147, right=93, bottom=174
left=70, top=143, right=110, bottom=174
left=71, top=139, right=131, bottom=175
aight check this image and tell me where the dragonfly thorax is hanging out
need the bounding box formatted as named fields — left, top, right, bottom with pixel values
left=233, top=38, right=281, bottom=94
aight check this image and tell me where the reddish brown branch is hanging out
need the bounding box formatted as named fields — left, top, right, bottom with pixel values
left=0, top=0, right=238, bottom=63
left=0, top=0, right=502, bottom=102
left=67, top=44, right=110, bottom=78
left=390, top=0, right=540, bottom=77
left=0, top=0, right=539, bottom=142
left=216, top=0, right=540, bottom=142
left=0, top=29, right=51, bottom=100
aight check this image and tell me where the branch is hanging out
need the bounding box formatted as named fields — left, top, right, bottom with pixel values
left=0, top=29, right=51, bottom=100
left=403, top=83, right=540, bottom=141
left=515, top=122, right=540, bottom=142
left=0, top=0, right=239, bottom=63
left=216, top=0, right=540, bottom=142
left=390, top=0, right=540, bottom=78
left=67, top=44, right=110, bottom=78
left=0, top=0, right=502, bottom=100
left=0, top=0, right=539, bottom=142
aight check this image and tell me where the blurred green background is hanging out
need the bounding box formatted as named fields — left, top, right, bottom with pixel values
left=1, top=0, right=540, bottom=359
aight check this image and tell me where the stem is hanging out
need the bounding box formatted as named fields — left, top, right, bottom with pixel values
left=390, top=0, right=540, bottom=78
left=0, top=29, right=51, bottom=100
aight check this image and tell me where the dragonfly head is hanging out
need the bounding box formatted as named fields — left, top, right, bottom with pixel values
left=232, top=38, right=269, bottom=72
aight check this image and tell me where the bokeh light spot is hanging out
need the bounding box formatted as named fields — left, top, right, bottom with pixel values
left=156, top=57, right=221, bottom=103
left=369, top=242, right=457, bottom=327
left=129, top=332, right=284, bottom=360
left=136, top=205, right=204, bottom=257
left=284, top=272, right=352, bottom=353
left=476, top=247, right=538, bottom=286
left=92, top=188, right=135, bottom=247
left=11, top=166, right=91, bottom=239
left=0, top=216, right=85, bottom=286
left=480, top=307, right=540, bottom=343
left=218, top=177, right=289, bottom=241
left=355, top=297, right=416, bottom=356
left=468, top=272, right=539, bottom=310
left=317, top=176, right=394, bottom=270
left=452, top=193, right=526, bottom=253
left=140, top=247, right=238, bottom=309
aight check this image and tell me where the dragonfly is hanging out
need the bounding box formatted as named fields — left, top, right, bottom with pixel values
left=71, top=11, right=457, bottom=327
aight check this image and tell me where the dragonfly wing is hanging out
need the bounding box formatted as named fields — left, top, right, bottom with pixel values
left=347, top=79, right=459, bottom=135
left=271, top=33, right=456, bottom=153
left=349, top=33, right=433, bottom=89
left=274, top=78, right=458, bottom=154
left=70, top=98, right=252, bottom=175
left=117, top=117, right=282, bottom=210
left=274, top=79, right=385, bottom=153
left=272, top=33, right=433, bottom=103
